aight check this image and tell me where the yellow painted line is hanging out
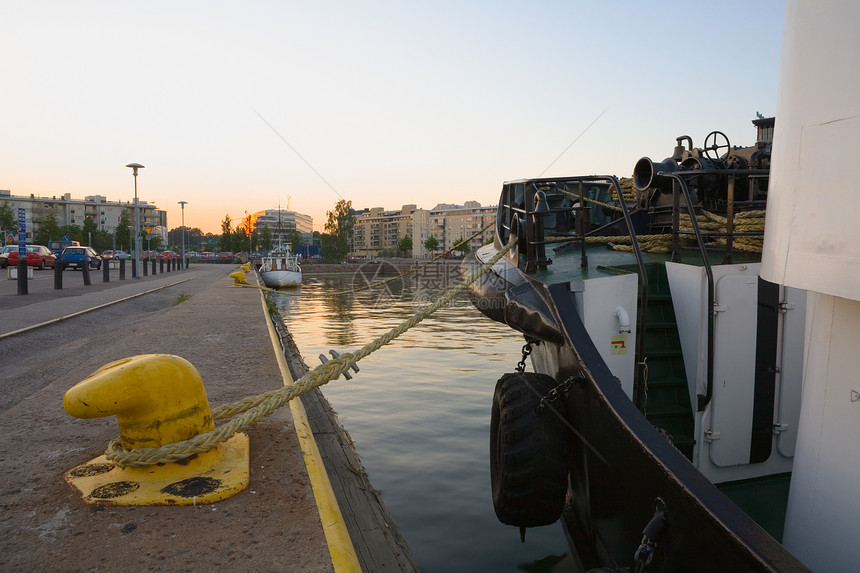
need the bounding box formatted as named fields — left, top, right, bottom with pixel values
left=258, top=281, right=362, bottom=573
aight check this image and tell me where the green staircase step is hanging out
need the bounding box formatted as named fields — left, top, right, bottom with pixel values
left=604, top=261, right=696, bottom=462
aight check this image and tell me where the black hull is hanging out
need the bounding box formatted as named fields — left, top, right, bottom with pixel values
left=464, top=252, right=810, bottom=572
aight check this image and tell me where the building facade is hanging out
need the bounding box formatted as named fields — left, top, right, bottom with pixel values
left=351, top=204, right=430, bottom=258
left=428, top=201, right=496, bottom=254
left=252, top=209, right=314, bottom=250
left=349, top=201, right=495, bottom=258
left=1, top=189, right=167, bottom=245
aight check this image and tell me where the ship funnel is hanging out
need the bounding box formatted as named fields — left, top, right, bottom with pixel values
left=633, top=157, right=678, bottom=191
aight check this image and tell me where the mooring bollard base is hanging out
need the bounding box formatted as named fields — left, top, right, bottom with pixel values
left=64, top=434, right=249, bottom=506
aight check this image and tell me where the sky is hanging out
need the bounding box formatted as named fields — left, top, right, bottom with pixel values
left=1, top=0, right=785, bottom=235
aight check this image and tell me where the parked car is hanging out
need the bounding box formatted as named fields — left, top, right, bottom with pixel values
left=47, top=239, right=81, bottom=256
left=162, top=250, right=178, bottom=259
left=101, top=250, right=130, bottom=260
left=7, top=245, right=57, bottom=269
left=0, top=245, right=16, bottom=268
left=59, top=246, right=102, bottom=270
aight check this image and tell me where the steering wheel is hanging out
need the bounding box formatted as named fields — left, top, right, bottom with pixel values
left=703, top=131, right=731, bottom=160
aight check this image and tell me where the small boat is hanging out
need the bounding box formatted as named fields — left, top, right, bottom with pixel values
left=463, top=2, right=858, bottom=570
left=260, top=246, right=302, bottom=288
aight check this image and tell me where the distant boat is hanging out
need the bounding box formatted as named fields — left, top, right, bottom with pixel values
left=260, top=245, right=301, bottom=288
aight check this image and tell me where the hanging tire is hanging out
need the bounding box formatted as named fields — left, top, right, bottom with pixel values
left=490, top=372, right=572, bottom=528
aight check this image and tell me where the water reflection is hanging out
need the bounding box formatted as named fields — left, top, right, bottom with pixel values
left=274, top=270, right=575, bottom=573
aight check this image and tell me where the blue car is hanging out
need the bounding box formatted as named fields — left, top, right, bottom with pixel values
left=59, top=246, right=102, bottom=270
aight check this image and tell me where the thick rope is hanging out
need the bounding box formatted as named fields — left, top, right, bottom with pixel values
left=546, top=209, right=765, bottom=254
left=105, top=233, right=518, bottom=468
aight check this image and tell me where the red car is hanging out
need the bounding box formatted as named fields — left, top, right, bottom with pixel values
left=7, top=245, right=57, bottom=269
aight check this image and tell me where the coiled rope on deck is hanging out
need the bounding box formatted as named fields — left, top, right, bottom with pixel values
left=105, top=233, right=518, bottom=468
left=547, top=209, right=766, bottom=254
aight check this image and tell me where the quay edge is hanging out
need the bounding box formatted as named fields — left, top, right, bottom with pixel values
left=268, top=298, right=419, bottom=573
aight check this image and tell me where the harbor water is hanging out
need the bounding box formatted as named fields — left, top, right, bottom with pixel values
left=273, top=263, right=576, bottom=572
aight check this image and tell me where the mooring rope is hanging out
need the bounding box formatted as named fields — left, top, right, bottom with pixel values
left=105, top=233, right=517, bottom=467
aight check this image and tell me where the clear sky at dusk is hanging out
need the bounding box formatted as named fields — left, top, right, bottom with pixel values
left=2, top=1, right=784, bottom=234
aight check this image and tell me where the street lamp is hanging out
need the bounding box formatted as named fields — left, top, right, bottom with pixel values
left=178, top=200, right=187, bottom=268
left=126, top=163, right=145, bottom=278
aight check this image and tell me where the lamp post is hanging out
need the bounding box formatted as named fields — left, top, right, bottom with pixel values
left=178, top=200, right=187, bottom=269
left=126, top=163, right=145, bottom=278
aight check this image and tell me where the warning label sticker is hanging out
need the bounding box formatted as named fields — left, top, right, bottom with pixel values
left=610, top=335, right=627, bottom=355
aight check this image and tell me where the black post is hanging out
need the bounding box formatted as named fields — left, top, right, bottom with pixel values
left=119, top=258, right=126, bottom=280
left=132, top=259, right=137, bottom=278
left=82, top=261, right=92, bottom=286
left=143, top=257, right=148, bottom=276
left=152, top=258, right=157, bottom=275
left=164, top=258, right=169, bottom=273
left=16, top=259, right=28, bottom=295
left=54, top=261, right=63, bottom=289
left=103, top=261, right=110, bottom=282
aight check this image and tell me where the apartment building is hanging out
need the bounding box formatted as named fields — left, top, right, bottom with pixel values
left=428, top=201, right=496, bottom=252
left=351, top=204, right=425, bottom=258
left=350, top=201, right=495, bottom=258
left=1, top=189, right=167, bottom=243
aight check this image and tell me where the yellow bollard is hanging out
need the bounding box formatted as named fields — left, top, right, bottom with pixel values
left=62, top=354, right=249, bottom=506
left=230, top=270, right=247, bottom=284
left=241, top=262, right=251, bottom=272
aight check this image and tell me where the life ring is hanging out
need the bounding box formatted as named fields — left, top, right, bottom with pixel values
left=490, top=372, right=572, bottom=528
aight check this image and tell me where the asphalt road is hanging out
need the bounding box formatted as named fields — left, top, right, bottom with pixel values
left=0, top=264, right=232, bottom=413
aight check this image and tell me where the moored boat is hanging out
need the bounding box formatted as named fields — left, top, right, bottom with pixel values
left=260, top=247, right=302, bottom=288
left=463, top=2, right=859, bottom=570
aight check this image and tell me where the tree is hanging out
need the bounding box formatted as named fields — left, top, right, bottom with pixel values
left=82, top=216, right=99, bottom=246
left=117, top=210, right=132, bottom=251
left=322, top=199, right=354, bottom=263
left=453, top=237, right=471, bottom=255
left=219, top=214, right=233, bottom=253
left=0, top=201, right=14, bottom=239
left=260, top=227, right=273, bottom=252
left=423, top=236, right=440, bottom=253
left=232, top=227, right=247, bottom=254
left=36, top=213, right=62, bottom=245
left=397, top=235, right=413, bottom=257
left=286, top=230, right=301, bottom=249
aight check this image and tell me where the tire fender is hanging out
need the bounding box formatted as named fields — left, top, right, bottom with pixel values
left=490, top=372, right=572, bottom=528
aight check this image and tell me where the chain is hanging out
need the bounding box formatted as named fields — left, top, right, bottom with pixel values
left=536, top=375, right=582, bottom=414
left=633, top=499, right=667, bottom=573
left=515, top=337, right=538, bottom=372
left=633, top=537, right=656, bottom=572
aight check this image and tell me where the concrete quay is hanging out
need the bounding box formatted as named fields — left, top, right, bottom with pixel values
left=0, top=263, right=415, bottom=572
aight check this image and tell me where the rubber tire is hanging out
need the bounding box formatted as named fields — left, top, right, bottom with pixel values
left=490, top=372, right=572, bottom=528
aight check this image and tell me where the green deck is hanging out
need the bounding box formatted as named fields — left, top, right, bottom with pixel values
left=718, top=473, right=792, bottom=541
